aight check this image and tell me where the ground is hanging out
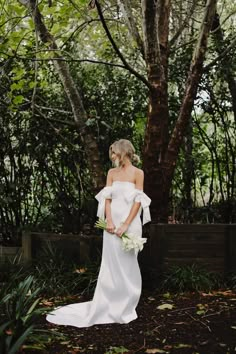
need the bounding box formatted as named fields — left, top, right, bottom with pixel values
left=28, top=289, right=236, bottom=354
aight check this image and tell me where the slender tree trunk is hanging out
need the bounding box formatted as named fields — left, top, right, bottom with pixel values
left=182, top=116, right=194, bottom=222
left=21, top=0, right=105, bottom=191
left=211, top=11, right=236, bottom=124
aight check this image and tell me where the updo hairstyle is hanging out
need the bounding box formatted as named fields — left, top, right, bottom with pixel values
left=109, top=139, right=140, bottom=166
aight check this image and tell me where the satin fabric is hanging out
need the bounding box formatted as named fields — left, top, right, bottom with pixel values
left=46, top=181, right=151, bottom=328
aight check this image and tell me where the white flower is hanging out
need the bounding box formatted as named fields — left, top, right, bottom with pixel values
left=95, top=219, right=147, bottom=255
left=121, top=233, right=147, bottom=255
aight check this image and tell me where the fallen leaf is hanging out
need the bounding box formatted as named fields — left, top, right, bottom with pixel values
left=157, top=303, right=174, bottom=310
left=199, top=340, right=209, bottom=346
left=173, top=344, right=192, bottom=348
left=146, top=349, right=167, bottom=353
left=196, top=310, right=205, bottom=315
left=163, top=345, right=172, bottom=350
left=219, top=343, right=227, bottom=347
left=148, top=296, right=156, bottom=301
left=40, top=300, right=54, bottom=306
left=74, top=268, right=87, bottom=274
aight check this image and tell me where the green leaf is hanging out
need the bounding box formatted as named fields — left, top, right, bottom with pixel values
left=29, top=81, right=36, bottom=89
left=13, top=95, right=24, bottom=105
left=8, top=325, right=34, bottom=354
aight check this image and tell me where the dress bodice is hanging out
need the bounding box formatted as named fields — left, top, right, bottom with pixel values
left=112, top=181, right=135, bottom=199
left=95, top=181, right=151, bottom=225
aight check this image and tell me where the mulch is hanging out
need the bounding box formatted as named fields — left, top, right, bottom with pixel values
left=31, top=289, right=236, bottom=354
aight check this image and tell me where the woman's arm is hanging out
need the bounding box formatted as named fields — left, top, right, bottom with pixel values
left=115, top=169, right=144, bottom=237
left=105, top=169, right=116, bottom=233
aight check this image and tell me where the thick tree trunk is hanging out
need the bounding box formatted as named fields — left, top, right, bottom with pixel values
left=22, top=0, right=105, bottom=191
left=143, top=0, right=217, bottom=222
left=141, top=0, right=170, bottom=222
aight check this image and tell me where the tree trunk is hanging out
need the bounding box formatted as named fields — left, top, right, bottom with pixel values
left=22, top=0, right=105, bottom=191
left=211, top=11, right=236, bottom=124
left=141, top=0, right=170, bottom=222
left=143, top=0, right=217, bottom=222
left=182, top=116, right=194, bottom=222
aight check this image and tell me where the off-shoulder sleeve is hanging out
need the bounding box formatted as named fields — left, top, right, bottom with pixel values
left=95, top=186, right=113, bottom=220
left=125, top=189, right=151, bottom=225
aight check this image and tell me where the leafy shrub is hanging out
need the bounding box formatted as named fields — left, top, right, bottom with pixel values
left=0, top=252, right=31, bottom=286
left=226, top=273, right=236, bottom=290
left=160, top=264, right=223, bottom=292
left=0, top=275, right=50, bottom=354
left=231, top=275, right=236, bottom=290
left=32, top=240, right=100, bottom=297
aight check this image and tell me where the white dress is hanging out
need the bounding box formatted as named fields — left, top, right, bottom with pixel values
left=46, top=181, right=151, bottom=328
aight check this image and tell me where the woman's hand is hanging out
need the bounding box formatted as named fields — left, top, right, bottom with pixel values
left=106, top=220, right=116, bottom=234
left=115, top=223, right=129, bottom=238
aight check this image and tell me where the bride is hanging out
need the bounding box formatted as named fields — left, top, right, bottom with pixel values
left=46, top=139, right=151, bottom=328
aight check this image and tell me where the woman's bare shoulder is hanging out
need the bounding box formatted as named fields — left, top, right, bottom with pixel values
left=134, top=166, right=144, bottom=177
left=107, top=168, right=119, bottom=180
left=107, top=168, right=117, bottom=176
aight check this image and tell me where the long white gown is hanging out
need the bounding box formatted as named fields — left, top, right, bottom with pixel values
left=46, top=181, right=151, bottom=328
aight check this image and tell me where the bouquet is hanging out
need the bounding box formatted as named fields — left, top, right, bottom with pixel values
left=95, top=219, right=147, bottom=255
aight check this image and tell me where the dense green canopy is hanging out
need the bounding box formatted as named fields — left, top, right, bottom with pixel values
left=0, top=0, right=235, bottom=243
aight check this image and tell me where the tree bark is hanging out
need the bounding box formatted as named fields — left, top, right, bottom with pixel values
left=118, top=0, right=145, bottom=57
left=141, top=0, right=170, bottom=222
left=159, top=0, right=217, bottom=221
left=141, top=0, right=217, bottom=222
left=211, top=11, right=236, bottom=124
left=21, top=0, right=105, bottom=191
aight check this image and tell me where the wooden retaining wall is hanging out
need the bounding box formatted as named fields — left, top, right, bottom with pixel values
left=0, top=246, right=22, bottom=264
left=1, top=224, right=235, bottom=276
left=139, top=224, right=236, bottom=275
left=21, top=232, right=102, bottom=265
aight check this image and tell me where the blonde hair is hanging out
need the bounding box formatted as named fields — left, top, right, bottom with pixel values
left=109, top=139, right=140, bottom=166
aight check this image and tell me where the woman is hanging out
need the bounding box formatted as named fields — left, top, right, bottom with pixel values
left=46, top=139, right=151, bottom=328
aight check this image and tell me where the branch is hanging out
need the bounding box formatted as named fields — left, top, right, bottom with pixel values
left=203, top=35, right=236, bottom=72
left=34, top=104, right=75, bottom=119
left=170, top=1, right=198, bottom=47
left=158, top=0, right=171, bottom=74
left=0, top=50, right=129, bottom=69
left=31, top=1, right=39, bottom=114
left=34, top=106, right=80, bottom=148
left=141, top=0, right=164, bottom=82
left=118, top=0, right=145, bottom=57
left=165, top=0, right=217, bottom=173
left=61, top=18, right=120, bottom=49
left=94, top=0, right=151, bottom=89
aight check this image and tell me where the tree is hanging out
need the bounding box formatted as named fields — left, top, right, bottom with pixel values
left=2, top=0, right=234, bottom=227
left=19, top=0, right=105, bottom=192
left=95, top=0, right=217, bottom=221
